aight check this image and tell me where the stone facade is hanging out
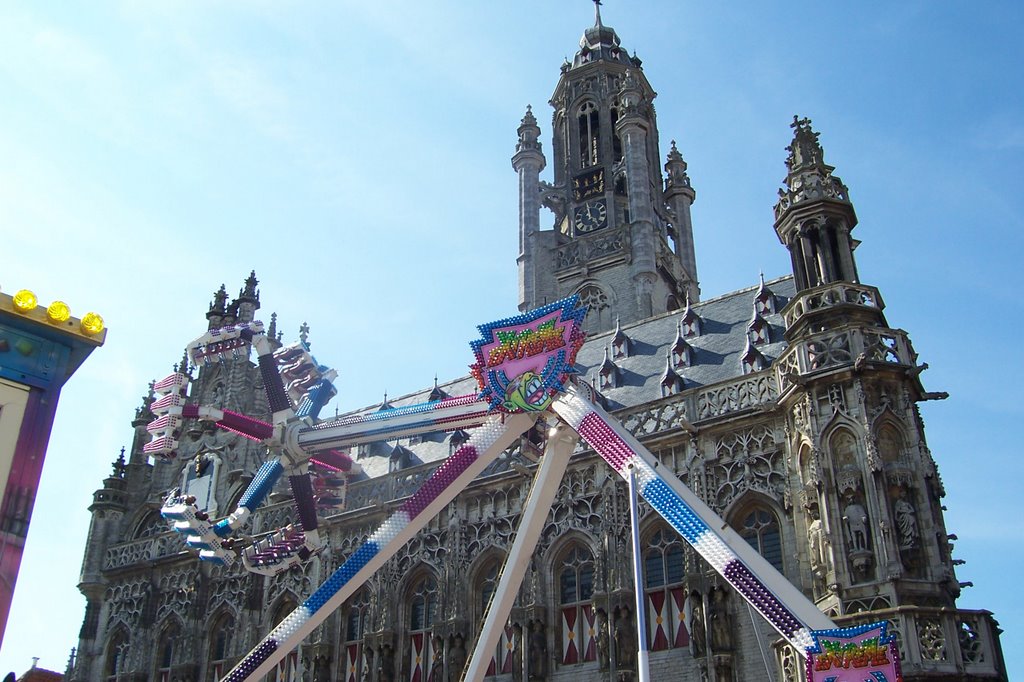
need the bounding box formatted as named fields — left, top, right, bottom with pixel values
left=70, top=10, right=1005, bottom=682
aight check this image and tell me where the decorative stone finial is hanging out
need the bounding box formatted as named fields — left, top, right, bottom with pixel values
left=135, top=382, right=156, bottom=422
left=112, top=447, right=127, bottom=478
left=209, top=284, right=227, bottom=314
left=299, top=322, right=310, bottom=347
left=786, top=116, right=823, bottom=172
left=774, top=115, right=850, bottom=221
left=268, top=312, right=278, bottom=341
left=665, top=140, right=691, bottom=189
left=240, top=270, right=260, bottom=301
left=516, top=105, right=542, bottom=155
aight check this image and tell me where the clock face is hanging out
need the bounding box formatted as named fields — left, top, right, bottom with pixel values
left=574, top=199, right=608, bottom=234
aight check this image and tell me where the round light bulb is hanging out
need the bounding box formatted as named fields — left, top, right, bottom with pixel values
left=47, top=301, right=71, bottom=324
left=81, top=312, right=105, bottom=335
left=12, top=289, right=37, bottom=313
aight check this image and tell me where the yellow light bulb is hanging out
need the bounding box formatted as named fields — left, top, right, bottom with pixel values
left=47, top=300, right=71, bottom=324
left=81, top=312, right=104, bottom=335
left=12, top=290, right=37, bottom=313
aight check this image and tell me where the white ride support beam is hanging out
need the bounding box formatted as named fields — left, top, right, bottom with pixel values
left=463, top=421, right=579, bottom=682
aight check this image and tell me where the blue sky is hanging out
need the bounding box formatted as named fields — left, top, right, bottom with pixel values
left=0, top=1, right=1021, bottom=677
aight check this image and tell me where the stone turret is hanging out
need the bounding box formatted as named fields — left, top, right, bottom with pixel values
left=774, top=116, right=860, bottom=291
left=514, top=105, right=547, bottom=313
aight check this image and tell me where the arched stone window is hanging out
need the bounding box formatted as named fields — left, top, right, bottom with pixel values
left=132, top=510, right=166, bottom=539
left=155, top=619, right=181, bottom=681
left=208, top=611, right=235, bottom=681
left=105, top=626, right=130, bottom=682
left=342, top=589, right=371, bottom=682
left=735, top=506, right=784, bottom=573
left=577, top=285, right=611, bottom=334
left=473, top=555, right=514, bottom=677
left=610, top=101, right=623, bottom=163
left=577, top=101, right=601, bottom=168
left=555, top=544, right=596, bottom=665
left=406, top=573, right=439, bottom=682
left=642, top=526, right=688, bottom=651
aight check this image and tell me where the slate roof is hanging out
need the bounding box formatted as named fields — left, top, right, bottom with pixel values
left=330, top=275, right=795, bottom=480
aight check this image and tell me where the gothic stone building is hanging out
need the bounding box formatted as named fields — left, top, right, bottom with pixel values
left=72, top=12, right=1006, bottom=682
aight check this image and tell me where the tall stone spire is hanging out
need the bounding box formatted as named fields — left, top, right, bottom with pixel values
left=774, top=116, right=860, bottom=291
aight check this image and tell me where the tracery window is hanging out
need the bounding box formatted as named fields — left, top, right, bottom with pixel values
left=736, top=507, right=783, bottom=573
left=556, top=545, right=597, bottom=665
left=407, top=574, right=439, bottom=682
left=475, top=556, right=514, bottom=677
left=577, top=285, right=610, bottom=334
left=156, top=620, right=180, bottom=682
left=132, top=510, right=167, bottom=539
left=577, top=101, right=601, bottom=168
left=343, top=589, right=370, bottom=682
left=105, top=628, right=130, bottom=682
left=642, top=528, right=689, bottom=651
left=209, top=612, right=235, bottom=681
left=610, top=103, right=623, bottom=163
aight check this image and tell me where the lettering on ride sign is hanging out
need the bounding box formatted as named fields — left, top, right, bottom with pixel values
left=486, top=319, right=567, bottom=366
left=471, top=297, right=587, bottom=414
left=806, top=622, right=903, bottom=682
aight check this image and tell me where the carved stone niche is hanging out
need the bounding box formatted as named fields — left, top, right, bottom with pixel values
left=885, top=468, right=913, bottom=490
left=841, top=493, right=874, bottom=577
left=835, top=470, right=862, bottom=497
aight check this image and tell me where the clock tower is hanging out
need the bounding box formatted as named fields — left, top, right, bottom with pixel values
left=515, top=3, right=699, bottom=334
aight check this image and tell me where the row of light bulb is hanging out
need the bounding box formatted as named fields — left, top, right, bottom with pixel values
left=6, top=288, right=104, bottom=336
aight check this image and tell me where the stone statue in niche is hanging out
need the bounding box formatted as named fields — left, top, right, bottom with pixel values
left=511, top=623, right=524, bottom=682
left=614, top=606, right=637, bottom=674
left=688, top=593, right=706, bottom=656
left=447, top=634, right=467, bottom=682
left=377, top=642, right=395, bottom=682
left=894, top=488, right=919, bottom=550
left=527, top=620, right=547, bottom=681
left=806, top=503, right=830, bottom=592
left=594, top=608, right=610, bottom=671
left=843, top=494, right=874, bottom=574
left=311, top=654, right=330, bottom=682
left=842, top=496, right=870, bottom=552
left=709, top=587, right=733, bottom=652
left=429, top=635, right=444, bottom=682
left=361, top=642, right=373, bottom=682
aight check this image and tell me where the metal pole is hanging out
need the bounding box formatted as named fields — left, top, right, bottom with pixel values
left=627, top=465, right=651, bottom=682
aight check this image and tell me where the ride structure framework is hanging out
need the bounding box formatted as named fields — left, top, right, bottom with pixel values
left=146, top=296, right=902, bottom=682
